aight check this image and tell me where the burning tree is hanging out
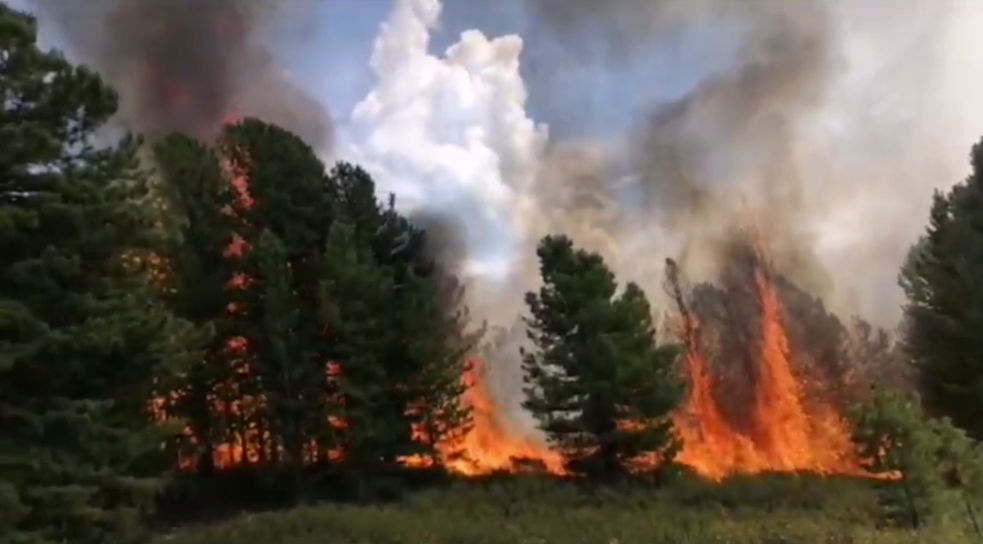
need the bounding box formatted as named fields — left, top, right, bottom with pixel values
left=150, top=132, right=241, bottom=473
left=149, top=123, right=486, bottom=486
left=667, top=230, right=862, bottom=479
left=320, top=164, right=479, bottom=475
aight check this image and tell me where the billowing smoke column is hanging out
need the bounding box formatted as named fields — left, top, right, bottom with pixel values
left=517, top=0, right=983, bottom=323
left=344, top=0, right=545, bottom=300
left=33, top=0, right=332, bottom=147
left=345, top=0, right=983, bottom=449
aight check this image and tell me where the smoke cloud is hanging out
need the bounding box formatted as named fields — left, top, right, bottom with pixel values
left=344, top=0, right=546, bottom=308
left=344, top=0, right=983, bottom=434
left=511, top=0, right=983, bottom=324
left=32, top=0, right=332, bottom=148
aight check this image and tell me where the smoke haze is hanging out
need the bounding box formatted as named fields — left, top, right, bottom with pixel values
left=478, top=0, right=983, bottom=324
left=32, top=0, right=332, bottom=147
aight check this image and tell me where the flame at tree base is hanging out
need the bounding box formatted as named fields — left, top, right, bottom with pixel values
left=147, top=94, right=863, bottom=479
left=154, top=235, right=867, bottom=480
left=668, top=239, right=861, bottom=481
left=403, top=360, right=565, bottom=476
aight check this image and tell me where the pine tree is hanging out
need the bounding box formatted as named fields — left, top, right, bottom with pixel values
left=901, top=137, right=983, bottom=441
left=327, top=163, right=478, bottom=470
left=0, top=5, right=198, bottom=543
left=218, top=119, right=339, bottom=471
left=521, top=235, right=682, bottom=479
left=251, top=228, right=315, bottom=497
left=399, top=269, right=478, bottom=466
left=150, top=133, right=238, bottom=473
left=319, top=219, right=399, bottom=476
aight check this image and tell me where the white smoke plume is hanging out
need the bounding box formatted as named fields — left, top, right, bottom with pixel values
left=343, top=0, right=546, bottom=299
left=341, top=0, right=551, bottom=427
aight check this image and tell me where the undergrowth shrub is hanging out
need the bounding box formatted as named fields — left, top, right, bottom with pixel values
left=156, top=473, right=980, bottom=544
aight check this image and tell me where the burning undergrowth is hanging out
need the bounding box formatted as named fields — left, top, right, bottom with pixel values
left=43, top=0, right=907, bottom=482
left=680, top=235, right=854, bottom=432
left=460, top=223, right=903, bottom=481
left=662, top=226, right=906, bottom=480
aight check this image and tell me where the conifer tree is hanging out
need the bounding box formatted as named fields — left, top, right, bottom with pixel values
left=0, top=5, right=198, bottom=543
left=320, top=219, right=400, bottom=474
left=251, top=228, right=316, bottom=495
left=522, top=235, right=682, bottom=479
left=326, top=163, right=477, bottom=469
left=218, top=119, right=338, bottom=470
left=150, top=133, right=238, bottom=473
left=851, top=387, right=983, bottom=531
left=901, top=138, right=983, bottom=440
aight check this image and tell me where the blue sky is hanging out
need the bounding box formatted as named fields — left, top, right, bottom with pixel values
left=13, top=0, right=729, bottom=144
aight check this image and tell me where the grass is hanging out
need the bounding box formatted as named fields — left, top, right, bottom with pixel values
left=153, top=470, right=983, bottom=544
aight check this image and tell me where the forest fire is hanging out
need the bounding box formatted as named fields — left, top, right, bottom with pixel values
left=430, top=360, right=565, bottom=475
left=148, top=47, right=863, bottom=479
left=666, top=235, right=860, bottom=481
left=152, top=117, right=863, bottom=479
left=148, top=76, right=565, bottom=474
left=152, top=112, right=862, bottom=479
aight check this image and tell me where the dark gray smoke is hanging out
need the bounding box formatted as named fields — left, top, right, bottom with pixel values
left=507, top=0, right=839, bottom=301
left=32, top=0, right=332, bottom=147
left=410, top=210, right=469, bottom=275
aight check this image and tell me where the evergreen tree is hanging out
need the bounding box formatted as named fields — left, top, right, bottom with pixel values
left=251, top=228, right=318, bottom=496
left=150, top=133, right=238, bottom=473
left=901, top=138, right=983, bottom=440
left=218, top=119, right=338, bottom=471
left=851, top=387, right=983, bottom=532
left=326, top=163, right=477, bottom=470
left=521, top=235, right=682, bottom=479
left=399, top=269, right=478, bottom=466
left=0, top=6, right=197, bottom=543
left=319, top=219, right=400, bottom=476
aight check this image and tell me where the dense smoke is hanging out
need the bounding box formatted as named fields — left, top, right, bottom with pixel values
left=512, top=0, right=837, bottom=304
left=32, top=0, right=332, bottom=147
left=343, top=0, right=983, bottom=435
left=410, top=211, right=469, bottom=276
left=345, top=0, right=546, bottom=317
left=500, top=0, right=983, bottom=324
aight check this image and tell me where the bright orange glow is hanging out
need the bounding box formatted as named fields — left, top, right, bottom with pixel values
left=407, top=359, right=565, bottom=475
left=671, top=234, right=860, bottom=480
left=149, top=76, right=871, bottom=481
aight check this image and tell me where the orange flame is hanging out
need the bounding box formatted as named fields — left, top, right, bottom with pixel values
left=434, top=360, right=564, bottom=475
left=150, top=79, right=866, bottom=480
left=672, top=238, right=859, bottom=480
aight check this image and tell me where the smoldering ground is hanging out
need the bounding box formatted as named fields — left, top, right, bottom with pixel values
left=31, top=0, right=332, bottom=148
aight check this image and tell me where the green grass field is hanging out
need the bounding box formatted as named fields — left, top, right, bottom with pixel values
left=155, top=472, right=978, bottom=544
